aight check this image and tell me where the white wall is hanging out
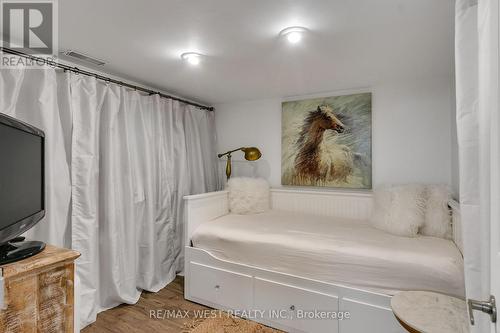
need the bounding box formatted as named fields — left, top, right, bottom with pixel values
left=215, top=76, right=454, bottom=190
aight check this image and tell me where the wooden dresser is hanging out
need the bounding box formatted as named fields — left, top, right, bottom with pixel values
left=0, top=245, right=80, bottom=333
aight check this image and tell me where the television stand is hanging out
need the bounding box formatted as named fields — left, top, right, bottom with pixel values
left=0, top=239, right=46, bottom=265
left=0, top=244, right=80, bottom=332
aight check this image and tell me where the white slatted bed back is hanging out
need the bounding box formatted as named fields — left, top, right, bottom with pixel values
left=270, top=189, right=373, bottom=221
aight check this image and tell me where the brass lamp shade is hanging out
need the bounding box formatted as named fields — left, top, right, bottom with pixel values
left=218, top=147, right=262, bottom=180
left=241, top=147, right=262, bottom=161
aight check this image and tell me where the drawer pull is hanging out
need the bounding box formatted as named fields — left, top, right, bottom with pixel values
left=215, top=285, right=220, bottom=290
left=290, top=305, right=295, bottom=311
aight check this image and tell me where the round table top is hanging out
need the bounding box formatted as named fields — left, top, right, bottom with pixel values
left=391, top=291, right=469, bottom=333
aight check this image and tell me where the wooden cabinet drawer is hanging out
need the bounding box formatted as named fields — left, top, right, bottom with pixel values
left=254, top=277, right=339, bottom=333
left=189, top=262, right=253, bottom=311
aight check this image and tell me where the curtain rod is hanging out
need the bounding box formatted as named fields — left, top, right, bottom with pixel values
left=0, top=47, right=214, bottom=112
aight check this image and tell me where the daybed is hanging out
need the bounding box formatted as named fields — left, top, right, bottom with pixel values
left=183, top=189, right=464, bottom=333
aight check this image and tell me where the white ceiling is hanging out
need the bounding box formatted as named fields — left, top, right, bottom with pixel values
left=58, top=0, right=455, bottom=106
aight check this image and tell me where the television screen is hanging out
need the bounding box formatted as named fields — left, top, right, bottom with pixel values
left=0, top=121, right=44, bottom=231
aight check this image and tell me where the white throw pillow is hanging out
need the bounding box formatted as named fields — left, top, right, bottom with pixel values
left=227, top=177, right=270, bottom=214
left=421, top=184, right=452, bottom=239
left=370, top=184, right=426, bottom=237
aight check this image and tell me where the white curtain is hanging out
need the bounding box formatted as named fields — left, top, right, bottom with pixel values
left=0, top=64, right=220, bottom=329
left=0, top=67, right=72, bottom=247
left=455, top=0, right=497, bottom=331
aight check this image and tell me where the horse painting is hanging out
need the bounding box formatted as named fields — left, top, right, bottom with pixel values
left=281, top=93, right=372, bottom=189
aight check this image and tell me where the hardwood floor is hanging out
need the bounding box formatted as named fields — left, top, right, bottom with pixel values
left=82, top=276, right=210, bottom=333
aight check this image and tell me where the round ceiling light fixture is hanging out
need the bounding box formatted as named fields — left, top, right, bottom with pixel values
left=181, top=52, right=202, bottom=65
left=279, top=26, right=308, bottom=44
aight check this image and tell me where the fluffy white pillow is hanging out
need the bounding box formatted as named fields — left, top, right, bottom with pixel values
left=227, top=177, right=270, bottom=214
left=370, top=184, right=426, bottom=237
left=421, top=184, right=452, bottom=239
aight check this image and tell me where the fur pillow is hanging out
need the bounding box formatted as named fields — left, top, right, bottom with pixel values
left=370, top=184, right=426, bottom=237
left=420, top=184, right=452, bottom=239
left=227, top=177, right=270, bottom=214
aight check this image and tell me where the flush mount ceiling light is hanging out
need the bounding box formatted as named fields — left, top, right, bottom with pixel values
left=279, top=26, right=308, bottom=44
left=181, top=52, right=202, bottom=65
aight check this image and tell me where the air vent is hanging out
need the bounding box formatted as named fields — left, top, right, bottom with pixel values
left=63, top=50, right=106, bottom=66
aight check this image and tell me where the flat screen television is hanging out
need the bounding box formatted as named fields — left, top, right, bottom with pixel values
left=0, top=113, right=46, bottom=264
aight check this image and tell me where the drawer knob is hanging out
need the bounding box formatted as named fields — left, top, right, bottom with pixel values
left=215, top=285, right=220, bottom=290
left=290, top=305, right=295, bottom=311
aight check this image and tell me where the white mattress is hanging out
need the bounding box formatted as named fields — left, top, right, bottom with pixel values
left=192, top=210, right=465, bottom=298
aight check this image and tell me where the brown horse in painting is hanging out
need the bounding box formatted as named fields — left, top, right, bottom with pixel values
left=294, top=105, right=348, bottom=183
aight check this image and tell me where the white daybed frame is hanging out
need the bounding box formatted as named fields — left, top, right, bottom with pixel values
left=183, top=188, right=462, bottom=333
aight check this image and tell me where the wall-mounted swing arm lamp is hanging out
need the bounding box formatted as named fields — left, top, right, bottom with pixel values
left=218, top=147, right=262, bottom=180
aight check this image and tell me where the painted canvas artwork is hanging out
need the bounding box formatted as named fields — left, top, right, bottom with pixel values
left=282, top=92, right=372, bottom=189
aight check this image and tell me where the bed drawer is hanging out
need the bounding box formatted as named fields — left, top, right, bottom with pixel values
left=339, top=297, right=405, bottom=333
left=189, top=262, right=253, bottom=311
left=254, top=277, right=339, bottom=333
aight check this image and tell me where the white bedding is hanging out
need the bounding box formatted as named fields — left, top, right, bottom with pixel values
left=192, top=210, right=465, bottom=298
